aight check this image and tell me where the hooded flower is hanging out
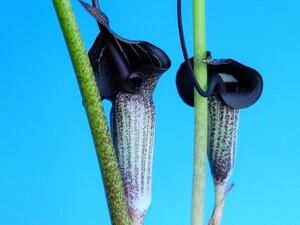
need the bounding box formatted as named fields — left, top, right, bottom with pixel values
left=80, top=1, right=171, bottom=224
left=176, top=54, right=263, bottom=225
left=176, top=1, right=263, bottom=224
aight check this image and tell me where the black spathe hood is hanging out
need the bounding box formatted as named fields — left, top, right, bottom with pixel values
left=176, top=55, right=263, bottom=109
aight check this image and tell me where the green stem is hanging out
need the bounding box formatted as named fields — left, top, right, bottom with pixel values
left=192, top=0, right=208, bottom=225
left=52, top=1, right=131, bottom=224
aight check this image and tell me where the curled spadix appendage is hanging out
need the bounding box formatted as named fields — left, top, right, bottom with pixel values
left=79, top=1, right=171, bottom=224
left=207, top=95, right=239, bottom=225
left=176, top=56, right=263, bottom=109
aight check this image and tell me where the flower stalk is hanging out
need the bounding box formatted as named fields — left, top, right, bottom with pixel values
left=52, top=0, right=131, bottom=224
left=192, top=0, right=208, bottom=224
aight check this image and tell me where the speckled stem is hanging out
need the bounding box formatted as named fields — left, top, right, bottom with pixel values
left=52, top=1, right=131, bottom=224
left=207, top=96, right=239, bottom=225
left=110, top=70, right=161, bottom=225
left=192, top=0, right=208, bottom=224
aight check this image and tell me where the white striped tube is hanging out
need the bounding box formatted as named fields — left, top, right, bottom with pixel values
left=110, top=70, right=160, bottom=225
left=208, top=95, right=240, bottom=225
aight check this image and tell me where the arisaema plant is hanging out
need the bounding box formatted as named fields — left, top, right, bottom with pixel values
left=53, top=0, right=263, bottom=225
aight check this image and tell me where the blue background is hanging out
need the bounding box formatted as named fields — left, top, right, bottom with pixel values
left=1, top=0, right=299, bottom=224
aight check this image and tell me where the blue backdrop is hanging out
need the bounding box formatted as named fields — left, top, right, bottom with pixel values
left=0, top=0, right=299, bottom=224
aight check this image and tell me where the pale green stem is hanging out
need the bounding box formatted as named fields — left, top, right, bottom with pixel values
left=191, top=0, right=208, bottom=225
left=208, top=184, right=226, bottom=225
left=52, top=0, right=131, bottom=224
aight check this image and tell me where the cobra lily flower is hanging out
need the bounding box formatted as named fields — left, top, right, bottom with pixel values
left=80, top=1, right=171, bottom=224
left=176, top=0, right=263, bottom=224
left=177, top=56, right=263, bottom=225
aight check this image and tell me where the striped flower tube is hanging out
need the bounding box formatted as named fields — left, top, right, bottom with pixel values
left=110, top=69, right=160, bottom=224
left=207, top=95, right=239, bottom=225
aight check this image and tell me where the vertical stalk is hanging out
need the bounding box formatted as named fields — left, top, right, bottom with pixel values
left=191, top=0, right=208, bottom=225
left=52, top=0, right=131, bottom=224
